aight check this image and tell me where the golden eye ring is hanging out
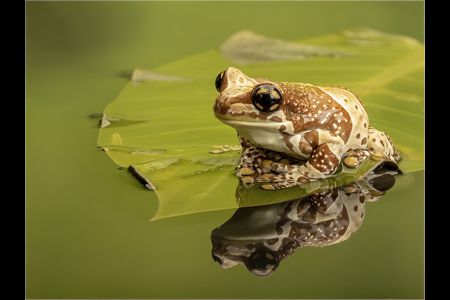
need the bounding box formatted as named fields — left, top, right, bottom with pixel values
left=251, top=83, right=283, bottom=112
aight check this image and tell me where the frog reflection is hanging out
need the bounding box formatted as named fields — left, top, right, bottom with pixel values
left=211, top=167, right=399, bottom=277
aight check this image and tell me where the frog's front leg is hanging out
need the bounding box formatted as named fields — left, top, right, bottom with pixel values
left=298, top=131, right=345, bottom=179
left=236, top=135, right=272, bottom=177
left=256, top=130, right=345, bottom=190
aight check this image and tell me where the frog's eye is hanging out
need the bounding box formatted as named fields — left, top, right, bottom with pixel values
left=215, top=70, right=226, bottom=92
left=251, top=84, right=283, bottom=112
left=246, top=250, right=279, bottom=277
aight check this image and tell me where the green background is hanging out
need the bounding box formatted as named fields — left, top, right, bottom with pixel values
left=25, top=1, right=424, bottom=298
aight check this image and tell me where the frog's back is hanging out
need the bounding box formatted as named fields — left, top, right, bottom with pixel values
left=318, top=85, right=369, bottom=151
left=280, top=82, right=370, bottom=152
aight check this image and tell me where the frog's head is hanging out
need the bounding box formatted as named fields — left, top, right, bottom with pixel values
left=214, top=67, right=284, bottom=118
left=213, top=67, right=292, bottom=149
left=210, top=200, right=308, bottom=277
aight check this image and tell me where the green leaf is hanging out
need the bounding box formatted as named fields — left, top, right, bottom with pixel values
left=97, top=28, right=424, bottom=220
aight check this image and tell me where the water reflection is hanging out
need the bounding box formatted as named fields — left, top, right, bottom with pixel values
left=211, top=164, right=401, bottom=277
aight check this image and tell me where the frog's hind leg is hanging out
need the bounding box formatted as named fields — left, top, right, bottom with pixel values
left=367, top=126, right=401, bottom=163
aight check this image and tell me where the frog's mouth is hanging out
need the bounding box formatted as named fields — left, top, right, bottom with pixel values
left=217, top=117, right=289, bottom=138
left=214, top=111, right=281, bottom=126
left=215, top=112, right=293, bottom=134
left=218, top=116, right=279, bottom=127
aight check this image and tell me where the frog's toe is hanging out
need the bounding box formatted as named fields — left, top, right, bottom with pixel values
left=261, top=182, right=296, bottom=190
left=247, top=157, right=273, bottom=176
left=262, top=160, right=297, bottom=173
left=239, top=172, right=274, bottom=186
left=261, top=184, right=277, bottom=190
left=343, top=149, right=370, bottom=168
left=343, top=156, right=360, bottom=168
left=254, top=172, right=287, bottom=183
left=265, top=151, right=283, bottom=162
left=255, top=172, right=310, bottom=185
left=236, top=167, right=256, bottom=177
left=237, top=159, right=269, bottom=176
left=240, top=175, right=255, bottom=186
left=261, top=177, right=309, bottom=190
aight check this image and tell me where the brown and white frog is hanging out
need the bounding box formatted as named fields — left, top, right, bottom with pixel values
left=213, top=67, right=401, bottom=189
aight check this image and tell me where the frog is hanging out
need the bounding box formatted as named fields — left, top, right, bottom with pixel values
left=213, top=67, right=401, bottom=190
left=211, top=169, right=397, bottom=277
